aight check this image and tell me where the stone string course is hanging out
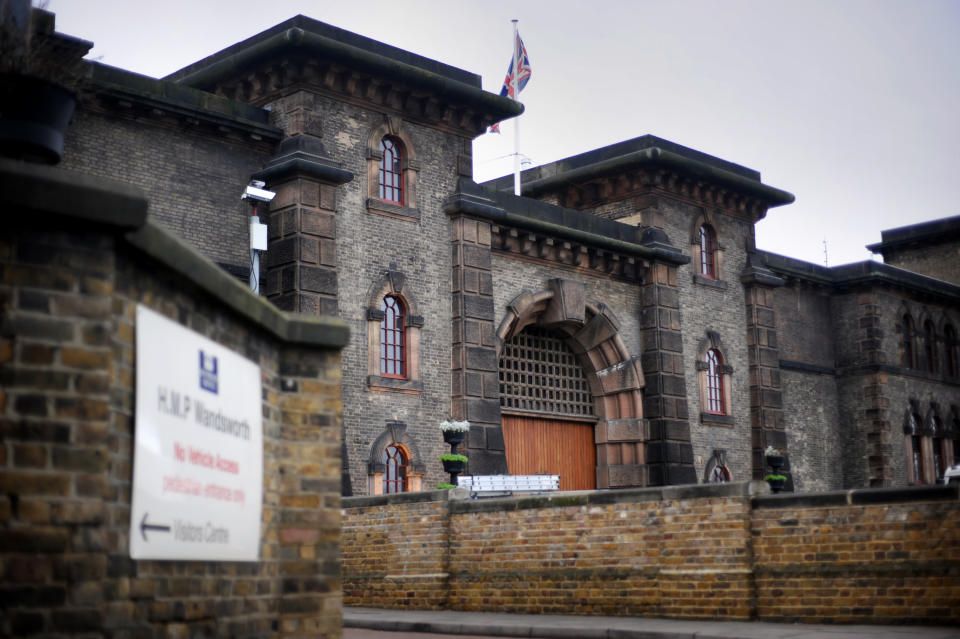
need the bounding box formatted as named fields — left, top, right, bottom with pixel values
left=343, top=483, right=960, bottom=624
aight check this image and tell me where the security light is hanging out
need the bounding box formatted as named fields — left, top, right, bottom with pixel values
left=242, top=181, right=275, bottom=203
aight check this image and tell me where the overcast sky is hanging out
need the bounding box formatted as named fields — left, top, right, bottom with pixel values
left=50, top=0, right=960, bottom=267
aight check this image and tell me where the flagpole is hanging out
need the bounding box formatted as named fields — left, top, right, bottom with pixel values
left=511, top=19, right=521, bottom=196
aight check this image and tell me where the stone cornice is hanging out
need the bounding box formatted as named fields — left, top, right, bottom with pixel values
left=484, top=139, right=794, bottom=222
left=760, top=249, right=960, bottom=302
left=87, top=62, right=282, bottom=145
left=252, top=134, right=354, bottom=185
left=490, top=227, right=648, bottom=282
left=866, top=214, right=960, bottom=257
left=444, top=180, right=689, bottom=280
left=558, top=169, right=776, bottom=222
left=165, top=18, right=521, bottom=137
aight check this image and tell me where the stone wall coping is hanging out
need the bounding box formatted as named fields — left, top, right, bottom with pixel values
left=343, top=488, right=470, bottom=509
left=344, top=481, right=768, bottom=513
left=753, top=484, right=959, bottom=509
left=1, top=158, right=349, bottom=349
left=344, top=482, right=959, bottom=514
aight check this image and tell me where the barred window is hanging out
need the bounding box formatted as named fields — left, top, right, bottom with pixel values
left=934, top=436, right=945, bottom=481
left=706, top=348, right=725, bottom=414
left=902, top=314, right=916, bottom=368
left=699, top=224, right=716, bottom=278
left=382, top=444, right=408, bottom=494
left=911, top=434, right=923, bottom=483
left=945, top=324, right=958, bottom=377
left=380, top=295, right=405, bottom=378
left=924, top=319, right=937, bottom=373
left=499, top=328, right=594, bottom=418
left=379, top=137, right=403, bottom=205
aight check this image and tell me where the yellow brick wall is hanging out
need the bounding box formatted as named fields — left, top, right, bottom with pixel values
left=343, top=484, right=960, bottom=624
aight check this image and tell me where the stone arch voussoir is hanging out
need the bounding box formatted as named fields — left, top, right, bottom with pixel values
left=496, top=279, right=648, bottom=488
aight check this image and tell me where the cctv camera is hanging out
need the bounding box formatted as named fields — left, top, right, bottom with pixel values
left=242, top=184, right=276, bottom=203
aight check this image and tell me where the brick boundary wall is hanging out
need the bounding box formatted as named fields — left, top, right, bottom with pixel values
left=343, top=482, right=960, bottom=624
left=0, top=159, right=349, bottom=638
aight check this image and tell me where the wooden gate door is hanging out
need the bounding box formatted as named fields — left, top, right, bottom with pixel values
left=502, top=415, right=596, bottom=491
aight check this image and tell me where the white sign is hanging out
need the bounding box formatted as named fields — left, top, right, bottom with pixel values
left=130, top=305, right=263, bottom=561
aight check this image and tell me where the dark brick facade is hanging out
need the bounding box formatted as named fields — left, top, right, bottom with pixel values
left=10, top=9, right=960, bottom=503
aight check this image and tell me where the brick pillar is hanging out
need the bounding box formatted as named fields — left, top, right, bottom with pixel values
left=448, top=213, right=507, bottom=475
left=256, top=134, right=353, bottom=316
left=640, top=262, right=695, bottom=485
left=275, top=347, right=343, bottom=638
left=742, top=254, right=788, bottom=483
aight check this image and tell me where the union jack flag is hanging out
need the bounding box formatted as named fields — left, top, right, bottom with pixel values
left=489, top=32, right=531, bottom=133
left=499, top=33, right=531, bottom=99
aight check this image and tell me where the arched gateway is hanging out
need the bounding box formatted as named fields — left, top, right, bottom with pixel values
left=495, top=279, right=648, bottom=489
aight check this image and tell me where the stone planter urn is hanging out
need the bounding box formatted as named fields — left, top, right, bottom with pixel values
left=440, top=420, right=470, bottom=486
left=441, top=457, right=466, bottom=475
left=442, top=429, right=466, bottom=446
left=0, top=73, right=76, bottom=164
left=766, top=455, right=786, bottom=471
left=766, top=476, right=787, bottom=494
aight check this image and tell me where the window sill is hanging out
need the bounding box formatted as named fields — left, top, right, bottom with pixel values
left=700, top=412, right=734, bottom=427
left=366, top=198, right=420, bottom=222
left=693, top=274, right=728, bottom=290
left=367, top=375, right=423, bottom=394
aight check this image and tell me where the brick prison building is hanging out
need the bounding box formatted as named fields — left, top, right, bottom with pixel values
left=19, top=12, right=960, bottom=495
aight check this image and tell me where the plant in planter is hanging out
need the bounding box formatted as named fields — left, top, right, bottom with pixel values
left=764, top=473, right=788, bottom=494
left=440, top=453, right=468, bottom=475
left=436, top=483, right=455, bottom=490
left=440, top=419, right=470, bottom=445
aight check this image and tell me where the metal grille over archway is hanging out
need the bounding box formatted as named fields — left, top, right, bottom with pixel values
left=499, top=327, right=595, bottom=418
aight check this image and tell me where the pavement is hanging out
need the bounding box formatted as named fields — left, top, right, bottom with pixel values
left=345, top=606, right=960, bottom=639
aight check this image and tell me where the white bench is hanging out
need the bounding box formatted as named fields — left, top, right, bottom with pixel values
left=457, top=474, right=560, bottom=498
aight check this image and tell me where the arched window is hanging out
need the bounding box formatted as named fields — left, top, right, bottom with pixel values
left=697, top=333, right=733, bottom=424
left=382, top=444, right=408, bottom=494
left=945, top=324, right=958, bottom=377
left=367, top=421, right=424, bottom=495
left=698, top=224, right=717, bottom=279
left=911, top=434, right=924, bottom=483
left=704, top=450, right=732, bottom=484
left=902, top=314, right=916, bottom=369
left=705, top=348, right=725, bottom=414
left=932, top=416, right=946, bottom=481
left=379, top=137, right=404, bottom=205
left=924, top=319, right=937, bottom=373
left=380, top=295, right=405, bottom=378
left=905, top=409, right=926, bottom=484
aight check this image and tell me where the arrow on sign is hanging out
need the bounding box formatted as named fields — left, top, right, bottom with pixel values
left=140, top=513, right=171, bottom=541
